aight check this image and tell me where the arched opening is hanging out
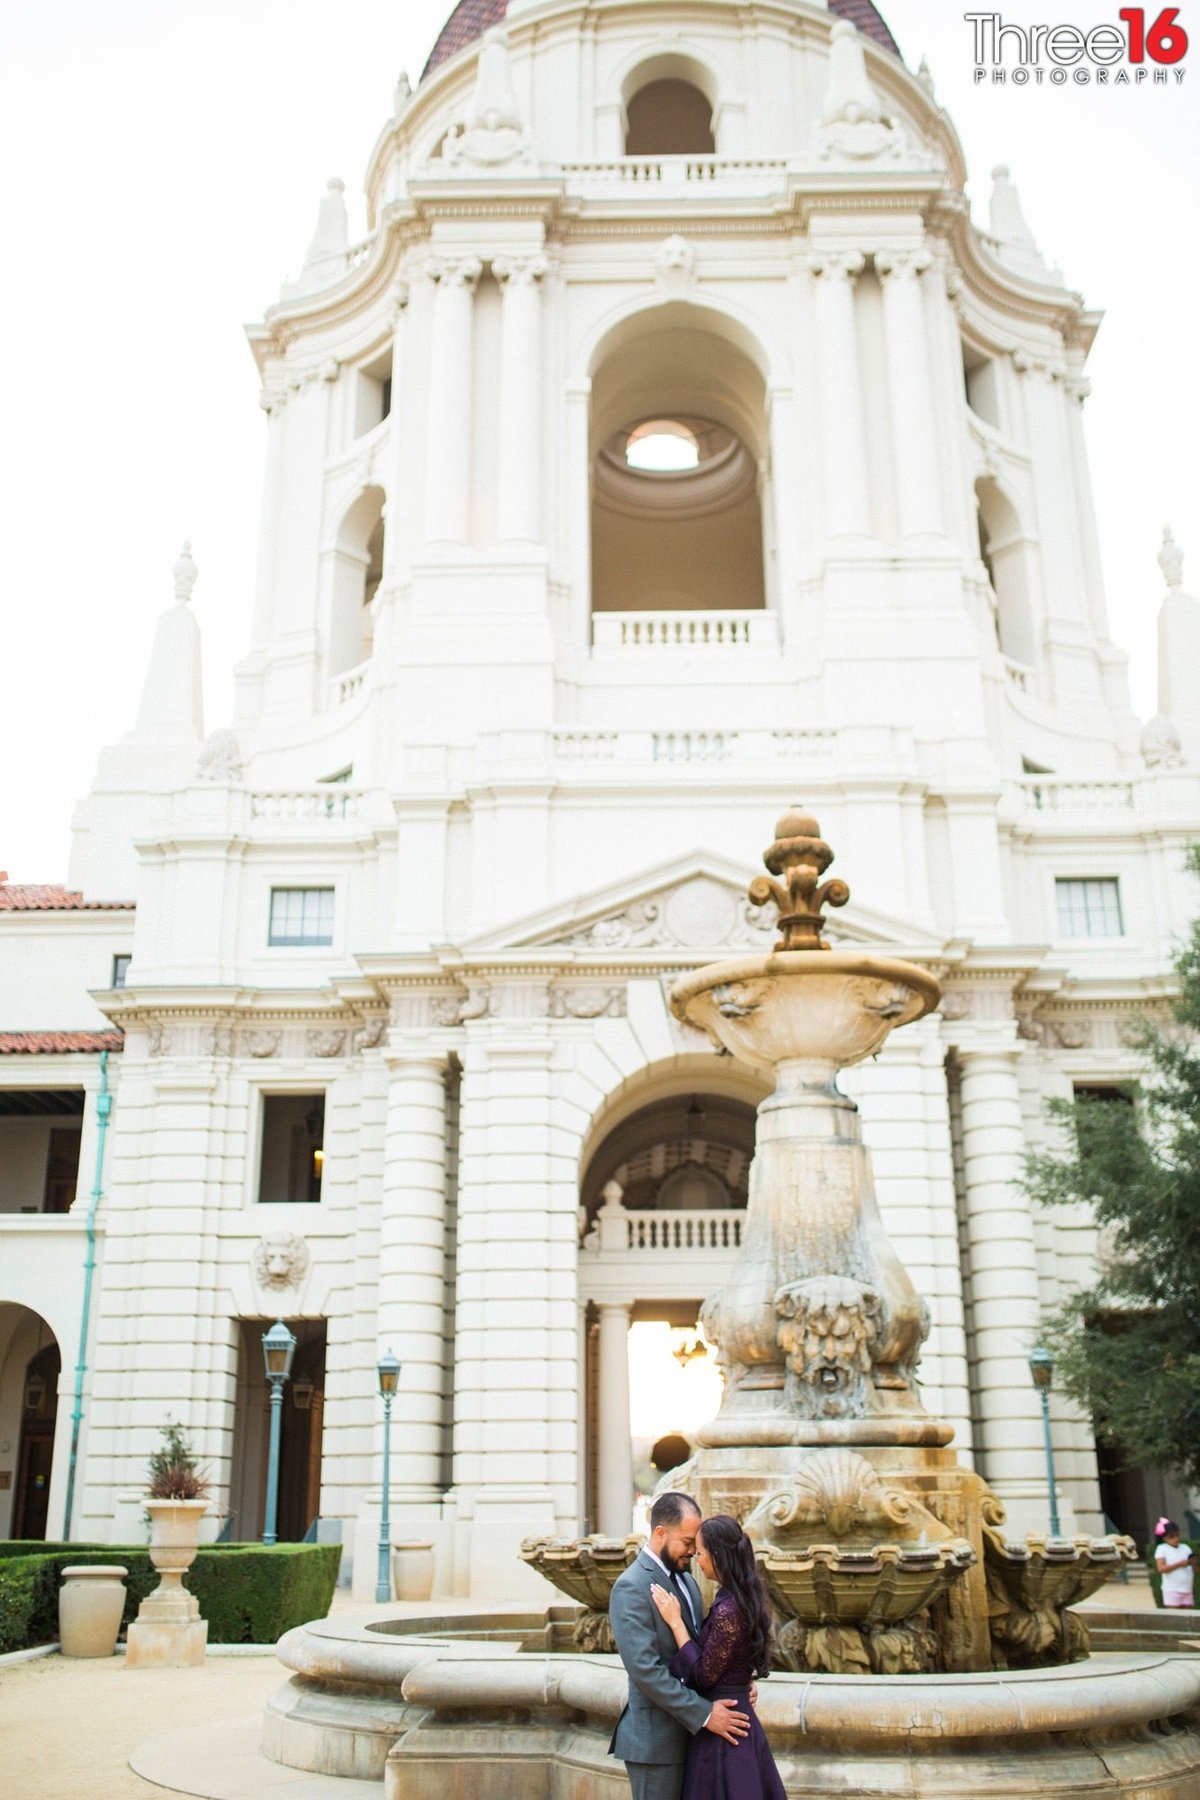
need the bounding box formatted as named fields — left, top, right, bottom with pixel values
left=962, top=339, right=1000, bottom=429
left=625, top=79, right=715, bottom=156
left=0, top=1305, right=62, bottom=1540
left=589, top=307, right=770, bottom=622
left=327, top=485, right=384, bottom=678
left=578, top=1078, right=763, bottom=1533
left=976, top=476, right=1036, bottom=669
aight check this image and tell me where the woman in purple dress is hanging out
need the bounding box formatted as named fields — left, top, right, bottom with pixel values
left=650, top=1513, right=786, bottom=1800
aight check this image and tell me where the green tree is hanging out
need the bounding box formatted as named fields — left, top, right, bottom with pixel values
left=1023, top=846, right=1200, bottom=1492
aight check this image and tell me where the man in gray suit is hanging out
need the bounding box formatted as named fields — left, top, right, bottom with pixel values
left=609, top=1491, right=750, bottom=1800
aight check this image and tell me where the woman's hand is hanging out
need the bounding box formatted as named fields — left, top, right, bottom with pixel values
left=649, top=1582, right=689, bottom=1647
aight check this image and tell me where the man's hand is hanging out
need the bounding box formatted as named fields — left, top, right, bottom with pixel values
left=704, top=1698, right=750, bottom=1744
left=749, top=1681, right=759, bottom=1709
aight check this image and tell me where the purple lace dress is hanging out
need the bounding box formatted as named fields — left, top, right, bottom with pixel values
left=670, top=1590, right=786, bottom=1800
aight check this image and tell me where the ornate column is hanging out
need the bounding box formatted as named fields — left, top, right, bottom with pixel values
left=876, top=249, right=943, bottom=538
left=250, top=389, right=288, bottom=649
left=955, top=1032, right=1049, bottom=1518
left=380, top=1048, right=449, bottom=1505
left=423, top=255, right=482, bottom=545
left=596, top=1302, right=634, bottom=1537
left=450, top=1027, right=575, bottom=1596
left=493, top=255, right=548, bottom=544
left=808, top=250, right=870, bottom=540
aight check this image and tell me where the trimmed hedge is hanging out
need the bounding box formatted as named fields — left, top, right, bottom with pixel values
left=1145, top=1536, right=1200, bottom=1610
left=0, top=1541, right=341, bottom=1654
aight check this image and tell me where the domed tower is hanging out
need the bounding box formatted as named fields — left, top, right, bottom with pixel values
left=52, top=0, right=1197, bottom=1590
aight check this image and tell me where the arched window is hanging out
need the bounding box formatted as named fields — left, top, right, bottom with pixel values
left=976, top=477, right=1036, bottom=669
left=327, top=485, right=384, bottom=678
left=625, top=79, right=715, bottom=156
left=589, top=308, right=769, bottom=620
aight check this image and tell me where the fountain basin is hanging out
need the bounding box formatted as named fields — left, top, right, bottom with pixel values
left=669, top=950, right=941, bottom=1071
left=263, top=1604, right=1200, bottom=1797
left=761, top=1539, right=976, bottom=1629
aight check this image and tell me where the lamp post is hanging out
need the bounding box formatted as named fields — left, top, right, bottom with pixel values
left=1028, top=1344, right=1063, bottom=1539
left=261, top=1318, right=297, bottom=1547
left=376, top=1348, right=401, bottom=1603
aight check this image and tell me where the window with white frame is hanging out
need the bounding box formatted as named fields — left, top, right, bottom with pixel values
left=1055, top=878, right=1123, bottom=938
left=268, top=887, right=334, bottom=947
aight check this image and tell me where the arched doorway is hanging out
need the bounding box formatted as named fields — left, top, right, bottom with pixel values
left=578, top=1083, right=762, bottom=1534
left=0, top=1305, right=62, bottom=1540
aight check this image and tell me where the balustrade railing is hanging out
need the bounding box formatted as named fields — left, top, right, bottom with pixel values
left=550, top=726, right=833, bottom=766
left=591, top=610, right=779, bottom=650
left=249, top=789, right=364, bottom=821
left=1022, top=777, right=1135, bottom=812
left=333, top=662, right=368, bottom=705
left=561, top=156, right=788, bottom=196
left=582, top=1207, right=745, bottom=1254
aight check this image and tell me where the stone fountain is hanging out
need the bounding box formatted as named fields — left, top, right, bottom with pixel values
left=530, top=811, right=1133, bottom=1679
left=258, top=813, right=1200, bottom=1798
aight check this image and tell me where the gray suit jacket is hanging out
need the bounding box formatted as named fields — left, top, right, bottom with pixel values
left=608, top=1550, right=711, bottom=1764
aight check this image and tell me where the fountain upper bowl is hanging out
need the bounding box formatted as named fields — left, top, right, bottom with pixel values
left=670, top=951, right=941, bottom=1071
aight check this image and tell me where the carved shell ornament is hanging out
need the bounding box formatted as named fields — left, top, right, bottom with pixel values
left=762, top=1449, right=912, bottom=1540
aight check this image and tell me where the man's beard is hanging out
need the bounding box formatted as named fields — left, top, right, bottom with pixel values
left=662, top=1548, right=691, bottom=1574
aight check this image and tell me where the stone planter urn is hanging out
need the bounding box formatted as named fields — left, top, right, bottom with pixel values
left=126, top=1497, right=209, bottom=1668
left=393, top=1541, right=435, bottom=1603
left=58, top=1564, right=128, bottom=1658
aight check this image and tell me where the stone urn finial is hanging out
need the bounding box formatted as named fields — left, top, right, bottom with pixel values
left=1159, top=525, right=1184, bottom=590
left=748, top=809, right=850, bottom=950
left=172, top=540, right=198, bottom=606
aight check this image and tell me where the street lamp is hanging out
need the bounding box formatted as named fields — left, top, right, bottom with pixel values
left=376, top=1348, right=402, bottom=1603
left=1028, top=1344, right=1063, bottom=1539
left=261, top=1318, right=297, bottom=1547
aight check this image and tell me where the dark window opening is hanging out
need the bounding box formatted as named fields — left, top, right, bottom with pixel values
left=625, top=80, right=715, bottom=156
left=0, top=1089, right=85, bottom=1214
left=259, top=1094, right=325, bottom=1203
left=112, top=954, right=131, bottom=988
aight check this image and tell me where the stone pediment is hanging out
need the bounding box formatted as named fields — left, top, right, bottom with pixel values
left=463, top=853, right=946, bottom=958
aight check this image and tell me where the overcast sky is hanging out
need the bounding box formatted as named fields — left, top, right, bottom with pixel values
left=1, top=1, right=1196, bottom=882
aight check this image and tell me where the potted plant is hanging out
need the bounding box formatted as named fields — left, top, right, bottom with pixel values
left=145, top=1416, right=211, bottom=1554
left=126, top=1418, right=211, bottom=1667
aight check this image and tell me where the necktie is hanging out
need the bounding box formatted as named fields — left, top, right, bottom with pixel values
left=668, top=1569, right=696, bottom=1636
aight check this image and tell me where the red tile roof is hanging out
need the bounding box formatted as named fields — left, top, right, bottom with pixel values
left=422, top=0, right=900, bottom=79
left=0, top=876, right=134, bottom=912
left=0, top=1031, right=124, bottom=1055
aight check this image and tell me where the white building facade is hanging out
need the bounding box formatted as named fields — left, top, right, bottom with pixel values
left=3, top=0, right=1199, bottom=1597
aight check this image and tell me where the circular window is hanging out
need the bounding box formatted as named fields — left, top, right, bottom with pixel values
left=625, top=419, right=700, bottom=472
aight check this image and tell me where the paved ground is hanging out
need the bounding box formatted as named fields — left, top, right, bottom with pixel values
left=0, top=1576, right=1166, bottom=1799
left=0, top=1652, right=289, bottom=1799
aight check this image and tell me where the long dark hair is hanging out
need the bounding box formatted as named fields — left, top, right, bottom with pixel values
left=698, top=1514, right=774, bottom=1677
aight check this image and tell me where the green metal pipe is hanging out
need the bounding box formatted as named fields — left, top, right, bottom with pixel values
left=62, top=1048, right=111, bottom=1538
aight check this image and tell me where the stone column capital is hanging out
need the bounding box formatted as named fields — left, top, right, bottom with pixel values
left=875, top=248, right=933, bottom=282
left=492, top=253, right=548, bottom=287
left=953, top=1023, right=1023, bottom=1064
left=807, top=248, right=865, bottom=281
left=429, top=253, right=483, bottom=290
left=382, top=1042, right=450, bottom=1072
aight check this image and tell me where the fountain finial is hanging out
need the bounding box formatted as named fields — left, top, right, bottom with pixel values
left=748, top=808, right=850, bottom=950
